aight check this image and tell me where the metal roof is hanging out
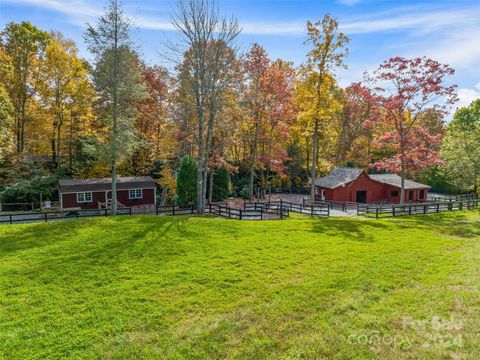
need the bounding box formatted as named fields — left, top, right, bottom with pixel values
left=369, top=174, right=430, bottom=189
left=58, top=176, right=156, bottom=193
left=313, top=168, right=363, bottom=189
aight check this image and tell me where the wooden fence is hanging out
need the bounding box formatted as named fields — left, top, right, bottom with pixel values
left=0, top=207, right=132, bottom=224
left=363, top=199, right=478, bottom=218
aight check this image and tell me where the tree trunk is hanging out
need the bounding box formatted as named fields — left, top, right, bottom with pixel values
left=399, top=140, right=405, bottom=204
left=310, top=119, right=319, bottom=203
left=111, top=10, right=120, bottom=215
left=208, top=168, right=214, bottom=204
left=249, top=118, right=260, bottom=200
left=56, top=122, right=61, bottom=168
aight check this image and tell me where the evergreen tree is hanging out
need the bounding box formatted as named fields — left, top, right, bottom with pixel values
left=212, top=167, right=230, bottom=202
left=176, top=155, right=197, bottom=206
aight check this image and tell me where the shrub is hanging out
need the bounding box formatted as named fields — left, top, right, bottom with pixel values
left=212, top=168, right=230, bottom=202
left=176, top=156, right=197, bottom=206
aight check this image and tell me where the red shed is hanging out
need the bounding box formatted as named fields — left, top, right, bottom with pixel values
left=314, top=168, right=430, bottom=204
left=58, top=176, right=157, bottom=210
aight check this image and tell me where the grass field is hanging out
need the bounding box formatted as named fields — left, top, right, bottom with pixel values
left=1, top=211, right=479, bottom=359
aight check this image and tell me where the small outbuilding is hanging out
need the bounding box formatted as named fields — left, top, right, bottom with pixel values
left=314, top=168, right=430, bottom=204
left=58, top=176, right=156, bottom=210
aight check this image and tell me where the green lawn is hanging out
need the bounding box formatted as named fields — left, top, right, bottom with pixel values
left=1, top=212, right=479, bottom=359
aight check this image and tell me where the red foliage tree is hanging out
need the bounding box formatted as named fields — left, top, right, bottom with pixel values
left=364, top=57, right=457, bottom=203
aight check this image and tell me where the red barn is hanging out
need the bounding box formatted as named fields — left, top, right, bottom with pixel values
left=58, top=176, right=157, bottom=210
left=314, top=168, right=430, bottom=204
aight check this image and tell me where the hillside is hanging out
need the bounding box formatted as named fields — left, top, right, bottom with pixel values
left=1, top=212, right=479, bottom=359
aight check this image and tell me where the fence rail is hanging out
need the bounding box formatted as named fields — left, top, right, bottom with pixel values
left=363, top=199, right=478, bottom=218
left=0, top=207, right=132, bottom=224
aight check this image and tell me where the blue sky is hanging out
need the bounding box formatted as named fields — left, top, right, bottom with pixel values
left=1, top=0, right=480, bottom=112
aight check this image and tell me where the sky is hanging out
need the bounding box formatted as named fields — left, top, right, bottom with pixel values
left=1, top=0, right=480, bottom=113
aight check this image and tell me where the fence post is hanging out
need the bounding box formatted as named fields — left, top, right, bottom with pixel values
left=260, top=208, right=263, bottom=220
left=191, top=204, right=194, bottom=214
left=129, top=207, right=132, bottom=216
left=156, top=205, right=159, bottom=215
left=9, top=214, right=13, bottom=224
left=376, top=207, right=379, bottom=219
left=280, top=199, right=283, bottom=219
left=172, top=205, right=175, bottom=216
left=436, top=204, right=439, bottom=213
left=311, top=205, right=314, bottom=217
left=228, top=207, right=231, bottom=218
left=209, top=203, right=212, bottom=213
left=459, top=201, right=463, bottom=210
left=423, top=205, right=427, bottom=214
left=104, top=209, right=107, bottom=217
left=408, top=205, right=412, bottom=215
left=392, top=206, right=396, bottom=217
left=44, top=212, right=48, bottom=222
left=239, top=209, right=242, bottom=220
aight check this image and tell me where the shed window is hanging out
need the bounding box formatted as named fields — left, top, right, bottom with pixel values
left=419, top=190, right=425, bottom=199
left=391, top=190, right=399, bottom=197
left=409, top=191, right=414, bottom=200
left=129, top=189, right=143, bottom=199
left=76, top=192, right=92, bottom=203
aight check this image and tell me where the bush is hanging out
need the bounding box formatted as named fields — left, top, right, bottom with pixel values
left=212, top=168, right=230, bottom=202
left=176, top=156, right=197, bottom=206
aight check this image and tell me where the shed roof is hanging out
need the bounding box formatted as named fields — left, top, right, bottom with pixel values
left=369, top=174, right=430, bottom=190
left=313, top=168, right=363, bottom=189
left=58, top=176, right=155, bottom=193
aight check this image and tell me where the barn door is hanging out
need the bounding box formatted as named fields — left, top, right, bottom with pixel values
left=356, top=191, right=367, bottom=203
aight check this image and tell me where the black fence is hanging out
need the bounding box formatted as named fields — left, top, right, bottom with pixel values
left=363, top=199, right=478, bottom=218
left=0, top=207, right=132, bottom=224
left=245, top=200, right=330, bottom=217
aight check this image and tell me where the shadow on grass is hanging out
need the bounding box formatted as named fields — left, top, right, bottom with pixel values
left=309, top=217, right=390, bottom=242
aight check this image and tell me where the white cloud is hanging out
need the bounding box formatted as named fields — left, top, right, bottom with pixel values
left=456, top=83, right=480, bottom=110
left=338, top=0, right=362, bottom=5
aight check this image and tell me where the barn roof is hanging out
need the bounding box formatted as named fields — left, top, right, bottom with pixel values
left=369, top=174, right=430, bottom=190
left=313, top=168, right=363, bottom=189
left=58, top=176, right=155, bottom=193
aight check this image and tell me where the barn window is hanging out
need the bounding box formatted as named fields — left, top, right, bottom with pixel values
left=76, top=192, right=92, bottom=203
left=129, top=189, right=143, bottom=199
left=408, top=191, right=414, bottom=200
left=391, top=190, right=399, bottom=197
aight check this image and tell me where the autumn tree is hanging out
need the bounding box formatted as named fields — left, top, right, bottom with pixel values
left=170, top=0, right=240, bottom=213
left=365, top=57, right=456, bottom=203
left=0, top=21, right=50, bottom=153
left=336, top=83, right=375, bottom=167
left=299, top=15, right=349, bottom=202
left=85, top=0, right=147, bottom=213
left=441, top=99, right=480, bottom=193
left=38, top=33, right=95, bottom=169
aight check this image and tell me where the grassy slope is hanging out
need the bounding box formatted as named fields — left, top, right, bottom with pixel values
left=0, top=212, right=479, bottom=359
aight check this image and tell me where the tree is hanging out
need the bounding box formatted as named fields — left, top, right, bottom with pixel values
left=336, top=83, right=375, bottom=167
left=300, top=15, right=349, bottom=202
left=170, top=0, right=240, bottom=213
left=365, top=57, right=457, bottom=203
left=211, top=167, right=230, bottom=202
left=441, top=99, right=480, bottom=193
left=0, top=85, right=14, bottom=162
left=85, top=0, right=146, bottom=214
left=0, top=21, right=50, bottom=152
left=176, top=155, right=197, bottom=206
left=38, top=33, right=95, bottom=169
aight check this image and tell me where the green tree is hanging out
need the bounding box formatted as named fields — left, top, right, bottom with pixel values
left=0, top=21, right=50, bottom=152
left=212, top=167, right=230, bottom=202
left=441, top=99, right=480, bottom=193
left=0, top=86, right=14, bottom=162
left=85, top=0, right=146, bottom=214
left=176, top=155, right=198, bottom=206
